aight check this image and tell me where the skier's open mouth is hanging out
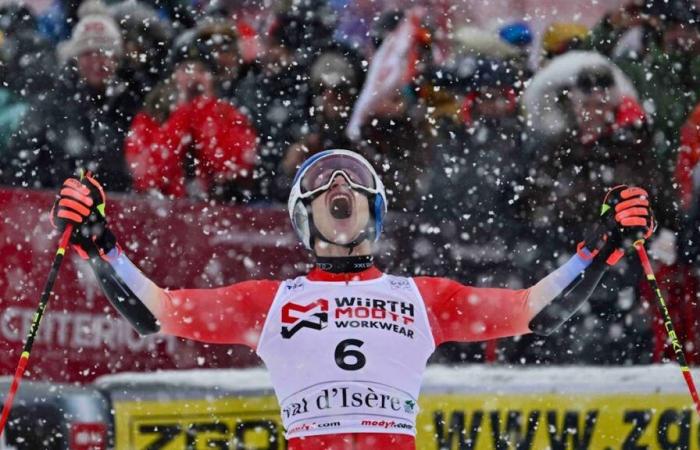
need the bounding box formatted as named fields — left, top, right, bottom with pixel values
left=328, top=191, right=353, bottom=220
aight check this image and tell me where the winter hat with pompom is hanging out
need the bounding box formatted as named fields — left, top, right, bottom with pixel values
left=58, top=0, right=122, bottom=62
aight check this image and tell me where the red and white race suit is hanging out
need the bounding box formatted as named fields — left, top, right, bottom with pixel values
left=104, top=250, right=590, bottom=449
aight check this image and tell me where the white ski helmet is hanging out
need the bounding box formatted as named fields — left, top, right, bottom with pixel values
left=288, top=149, right=388, bottom=250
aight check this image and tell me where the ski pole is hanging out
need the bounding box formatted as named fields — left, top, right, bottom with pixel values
left=0, top=214, right=76, bottom=436
left=634, top=240, right=700, bottom=417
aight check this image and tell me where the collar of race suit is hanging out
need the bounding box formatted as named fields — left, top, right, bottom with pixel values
left=310, top=256, right=381, bottom=281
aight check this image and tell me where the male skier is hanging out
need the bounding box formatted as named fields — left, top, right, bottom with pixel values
left=52, top=149, right=654, bottom=449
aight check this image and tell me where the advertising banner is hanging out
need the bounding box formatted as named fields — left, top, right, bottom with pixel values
left=103, top=366, right=699, bottom=450
left=110, top=392, right=696, bottom=449
left=0, top=188, right=307, bottom=383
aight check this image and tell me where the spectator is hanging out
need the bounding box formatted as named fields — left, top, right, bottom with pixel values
left=0, top=4, right=57, bottom=97
left=355, top=94, right=432, bottom=213
left=0, top=5, right=56, bottom=159
left=345, top=9, right=434, bottom=213
left=541, top=22, right=589, bottom=63
left=588, top=0, right=700, bottom=167
left=524, top=62, right=657, bottom=247
left=429, top=58, right=528, bottom=275
left=676, top=104, right=700, bottom=263
left=110, top=0, right=173, bottom=107
left=2, top=4, right=135, bottom=191
left=426, top=58, right=530, bottom=363
left=519, top=63, right=658, bottom=364
left=124, top=29, right=257, bottom=202
left=194, top=17, right=254, bottom=108
left=280, top=44, right=364, bottom=182
left=202, top=0, right=264, bottom=65
left=498, top=21, right=534, bottom=83
left=586, top=1, right=651, bottom=58
left=674, top=128, right=700, bottom=365
left=234, top=12, right=321, bottom=202
left=436, top=24, right=529, bottom=102
left=521, top=51, right=640, bottom=149
left=675, top=104, right=700, bottom=210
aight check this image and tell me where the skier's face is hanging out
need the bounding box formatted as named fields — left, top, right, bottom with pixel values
left=310, top=174, right=371, bottom=246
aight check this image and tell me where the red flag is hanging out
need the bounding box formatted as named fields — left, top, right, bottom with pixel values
left=346, top=8, right=425, bottom=141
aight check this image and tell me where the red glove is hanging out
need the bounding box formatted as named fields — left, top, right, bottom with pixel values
left=604, top=185, right=656, bottom=239
left=578, top=185, right=656, bottom=265
left=50, top=174, right=118, bottom=259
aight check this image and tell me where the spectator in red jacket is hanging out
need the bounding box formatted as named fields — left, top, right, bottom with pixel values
left=125, top=28, right=257, bottom=202
left=676, top=104, right=700, bottom=210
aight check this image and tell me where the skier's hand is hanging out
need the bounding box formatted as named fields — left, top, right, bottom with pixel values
left=50, top=174, right=118, bottom=259
left=578, top=185, right=655, bottom=265
left=603, top=185, right=656, bottom=241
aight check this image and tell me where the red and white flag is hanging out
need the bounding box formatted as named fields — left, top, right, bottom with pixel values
left=346, top=8, right=424, bottom=141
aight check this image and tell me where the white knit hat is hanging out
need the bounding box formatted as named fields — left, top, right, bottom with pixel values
left=59, top=13, right=123, bottom=62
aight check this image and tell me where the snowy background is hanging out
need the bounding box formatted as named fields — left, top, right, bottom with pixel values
left=0, top=0, right=699, bottom=447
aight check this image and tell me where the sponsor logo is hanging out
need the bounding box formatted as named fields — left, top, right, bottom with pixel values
left=360, top=419, right=414, bottom=430
left=0, top=307, right=178, bottom=353
left=285, top=280, right=305, bottom=291
left=70, top=423, right=107, bottom=450
left=281, top=385, right=415, bottom=421
left=281, top=299, right=328, bottom=338
left=389, top=278, right=411, bottom=290
left=334, top=297, right=415, bottom=339
left=287, top=420, right=341, bottom=434
left=279, top=296, right=417, bottom=339
left=353, top=260, right=375, bottom=270
left=404, top=400, right=416, bottom=413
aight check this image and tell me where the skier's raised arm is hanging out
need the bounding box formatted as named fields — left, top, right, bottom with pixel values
left=51, top=176, right=279, bottom=349
left=418, top=186, right=655, bottom=345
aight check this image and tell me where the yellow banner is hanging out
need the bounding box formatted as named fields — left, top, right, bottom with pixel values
left=113, top=396, right=283, bottom=450
left=417, top=393, right=695, bottom=450
left=114, top=392, right=696, bottom=449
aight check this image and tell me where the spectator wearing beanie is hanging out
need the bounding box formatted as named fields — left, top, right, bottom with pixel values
left=124, top=29, right=257, bottom=202
left=3, top=1, right=137, bottom=191
left=279, top=43, right=364, bottom=188
left=193, top=17, right=257, bottom=108
left=541, top=22, right=589, bottom=63
left=110, top=0, right=173, bottom=109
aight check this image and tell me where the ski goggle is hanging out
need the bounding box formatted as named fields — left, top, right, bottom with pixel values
left=299, top=154, right=378, bottom=199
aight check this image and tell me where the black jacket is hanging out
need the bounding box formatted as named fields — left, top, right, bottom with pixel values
left=2, top=63, right=140, bottom=191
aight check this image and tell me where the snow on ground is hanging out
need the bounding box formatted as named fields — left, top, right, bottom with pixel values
left=93, top=364, right=693, bottom=395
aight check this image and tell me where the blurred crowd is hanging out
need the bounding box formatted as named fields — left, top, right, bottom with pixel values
left=1, top=0, right=700, bottom=366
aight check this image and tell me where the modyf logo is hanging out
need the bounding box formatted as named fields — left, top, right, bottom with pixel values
left=281, top=299, right=328, bottom=338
